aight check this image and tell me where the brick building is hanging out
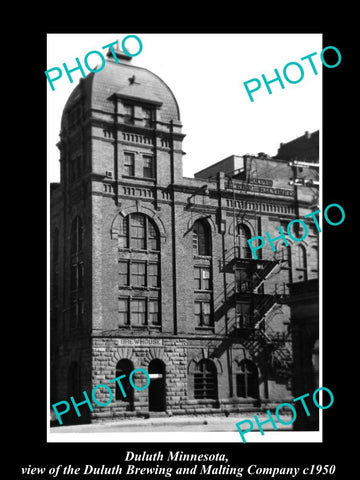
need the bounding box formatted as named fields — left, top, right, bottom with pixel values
left=50, top=47, right=319, bottom=423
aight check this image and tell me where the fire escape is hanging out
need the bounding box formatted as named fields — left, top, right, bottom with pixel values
left=214, top=159, right=294, bottom=382
left=219, top=246, right=293, bottom=380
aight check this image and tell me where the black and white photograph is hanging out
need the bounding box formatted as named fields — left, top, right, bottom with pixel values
left=14, top=28, right=352, bottom=480
left=47, top=33, right=324, bottom=443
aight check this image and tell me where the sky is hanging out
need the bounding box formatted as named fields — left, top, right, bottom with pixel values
left=46, top=33, right=322, bottom=183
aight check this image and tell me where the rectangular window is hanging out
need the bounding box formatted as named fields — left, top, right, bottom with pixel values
left=202, top=302, right=211, bottom=326
left=131, top=214, right=146, bottom=249
left=148, top=263, right=159, bottom=287
left=236, top=302, right=251, bottom=328
left=119, top=298, right=129, bottom=325
left=194, top=267, right=211, bottom=290
left=119, top=261, right=129, bottom=286
left=143, top=155, right=154, bottom=178
left=194, top=301, right=202, bottom=325
left=194, top=301, right=212, bottom=327
left=143, top=107, right=154, bottom=128
left=202, top=268, right=210, bottom=290
left=119, top=216, right=129, bottom=248
left=194, top=267, right=201, bottom=290
left=192, top=233, right=199, bottom=254
left=131, top=299, right=146, bottom=325
left=149, top=299, right=159, bottom=325
left=148, top=222, right=158, bottom=250
left=123, top=103, right=134, bottom=124
left=235, top=267, right=250, bottom=293
left=124, top=152, right=135, bottom=177
left=131, top=262, right=146, bottom=287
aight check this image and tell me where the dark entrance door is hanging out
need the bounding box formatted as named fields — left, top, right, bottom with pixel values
left=148, top=359, right=166, bottom=412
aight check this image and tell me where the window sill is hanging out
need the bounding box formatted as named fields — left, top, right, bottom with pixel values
left=118, top=248, right=160, bottom=254
left=118, top=286, right=160, bottom=291
left=122, top=175, right=156, bottom=181
left=118, top=325, right=161, bottom=330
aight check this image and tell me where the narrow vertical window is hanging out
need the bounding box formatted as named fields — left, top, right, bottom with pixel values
left=119, top=298, right=129, bottom=325
left=143, top=155, right=154, bottom=178
left=131, top=262, right=146, bottom=287
left=236, top=360, right=259, bottom=398
left=71, top=216, right=83, bottom=255
left=194, top=267, right=201, bottom=290
left=124, top=153, right=135, bottom=176
left=123, top=103, right=134, bottom=124
left=130, top=214, right=146, bottom=249
left=193, top=220, right=211, bottom=256
left=119, top=216, right=129, bottom=248
left=295, top=245, right=308, bottom=281
left=119, top=261, right=129, bottom=286
left=237, top=224, right=252, bottom=259
left=149, top=300, right=159, bottom=325
left=148, top=263, right=159, bottom=287
left=194, top=301, right=202, bottom=326
left=310, top=245, right=319, bottom=277
left=70, top=216, right=84, bottom=329
left=143, top=107, right=154, bottom=128
left=147, top=220, right=158, bottom=250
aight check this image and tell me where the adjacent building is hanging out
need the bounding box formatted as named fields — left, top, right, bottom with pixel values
left=50, top=47, right=319, bottom=423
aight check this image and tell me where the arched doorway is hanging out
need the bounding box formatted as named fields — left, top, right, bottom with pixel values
left=148, top=359, right=166, bottom=412
left=115, top=359, right=134, bottom=410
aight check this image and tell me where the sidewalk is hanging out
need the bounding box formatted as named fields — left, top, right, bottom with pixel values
left=50, top=412, right=293, bottom=433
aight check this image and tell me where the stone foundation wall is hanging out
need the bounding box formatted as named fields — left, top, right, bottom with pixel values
left=89, top=335, right=292, bottom=422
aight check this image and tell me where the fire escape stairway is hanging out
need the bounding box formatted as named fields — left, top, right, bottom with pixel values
left=242, top=323, right=293, bottom=374
left=250, top=259, right=279, bottom=291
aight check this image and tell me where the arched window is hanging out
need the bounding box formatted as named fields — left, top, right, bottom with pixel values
left=192, top=219, right=211, bottom=256
left=295, top=245, right=307, bottom=281
left=296, top=245, right=307, bottom=268
left=194, top=359, right=218, bottom=400
left=237, top=224, right=252, bottom=259
left=119, top=213, right=159, bottom=250
left=236, top=360, right=259, bottom=398
left=118, top=213, right=161, bottom=328
left=115, top=359, right=134, bottom=404
left=310, top=246, right=319, bottom=278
